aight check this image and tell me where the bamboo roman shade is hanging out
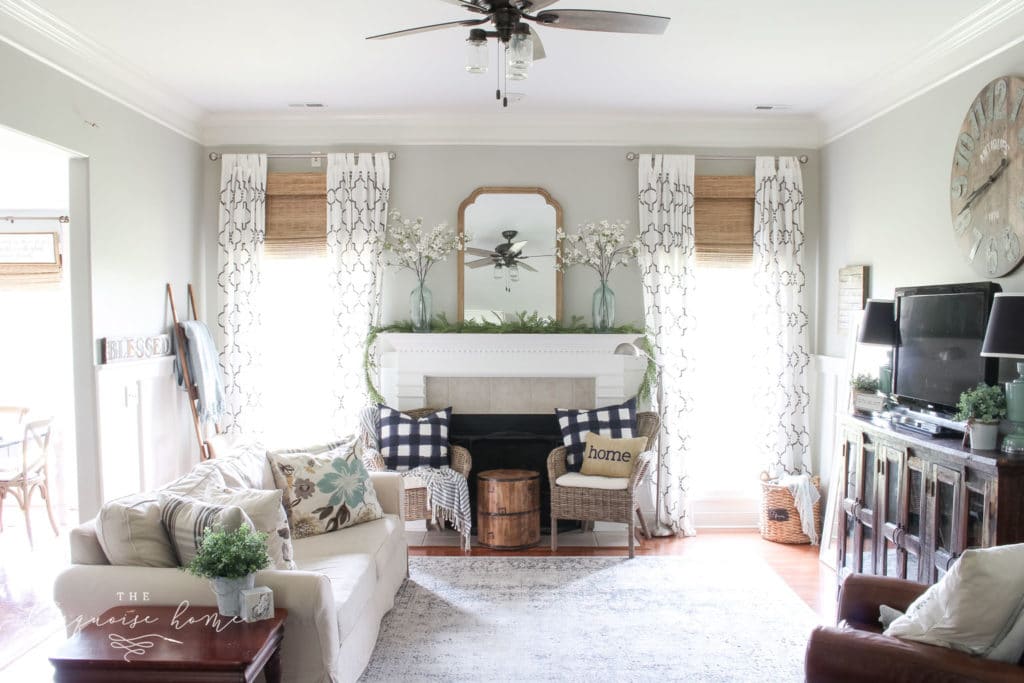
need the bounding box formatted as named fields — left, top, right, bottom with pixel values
left=264, top=172, right=327, bottom=257
left=693, top=175, right=755, bottom=267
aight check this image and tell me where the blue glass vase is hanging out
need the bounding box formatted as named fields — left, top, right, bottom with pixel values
left=592, top=281, right=616, bottom=332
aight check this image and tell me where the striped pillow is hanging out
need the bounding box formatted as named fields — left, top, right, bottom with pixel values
left=158, top=493, right=254, bottom=567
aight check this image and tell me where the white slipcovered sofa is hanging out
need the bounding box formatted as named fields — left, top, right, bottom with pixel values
left=53, top=438, right=407, bottom=683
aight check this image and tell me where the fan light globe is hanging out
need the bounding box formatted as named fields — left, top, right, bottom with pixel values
left=465, top=36, right=488, bottom=74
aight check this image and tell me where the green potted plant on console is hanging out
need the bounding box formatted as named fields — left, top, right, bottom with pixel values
left=955, top=383, right=1007, bottom=451
left=850, top=373, right=885, bottom=414
left=186, top=525, right=270, bottom=617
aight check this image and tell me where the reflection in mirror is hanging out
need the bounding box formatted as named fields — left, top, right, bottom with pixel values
left=458, top=187, right=562, bottom=323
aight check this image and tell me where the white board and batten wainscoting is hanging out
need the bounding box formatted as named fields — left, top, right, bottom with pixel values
left=94, top=356, right=198, bottom=502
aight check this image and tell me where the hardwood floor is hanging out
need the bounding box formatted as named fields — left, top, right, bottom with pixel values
left=0, top=521, right=836, bottom=678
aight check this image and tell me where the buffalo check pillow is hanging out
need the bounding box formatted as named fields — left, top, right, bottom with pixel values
left=556, top=397, right=638, bottom=472
left=378, top=405, right=452, bottom=471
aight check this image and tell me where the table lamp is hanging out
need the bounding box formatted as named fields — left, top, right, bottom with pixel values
left=858, top=299, right=896, bottom=394
left=981, top=293, right=1024, bottom=455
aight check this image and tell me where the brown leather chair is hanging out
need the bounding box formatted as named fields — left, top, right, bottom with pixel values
left=805, top=573, right=1024, bottom=682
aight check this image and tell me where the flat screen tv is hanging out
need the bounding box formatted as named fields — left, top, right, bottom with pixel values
left=893, top=281, right=1001, bottom=415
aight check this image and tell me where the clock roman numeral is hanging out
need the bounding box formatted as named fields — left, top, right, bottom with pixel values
left=953, top=208, right=971, bottom=236
left=970, top=98, right=986, bottom=137
left=956, top=132, right=975, bottom=168
left=993, top=80, right=1008, bottom=121
left=969, top=228, right=985, bottom=261
left=951, top=175, right=968, bottom=199
left=1012, top=86, right=1024, bottom=122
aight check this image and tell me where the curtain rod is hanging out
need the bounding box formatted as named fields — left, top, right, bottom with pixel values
left=625, top=152, right=808, bottom=164
left=207, top=152, right=397, bottom=161
left=2, top=215, right=69, bottom=223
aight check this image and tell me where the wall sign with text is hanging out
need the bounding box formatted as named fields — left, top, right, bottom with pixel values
left=100, top=334, right=173, bottom=363
left=0, top=232, right=61, bottom=275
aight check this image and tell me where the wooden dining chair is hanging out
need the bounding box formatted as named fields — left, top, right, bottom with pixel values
left=0, top=418, right=59, bottom=546
left=0, top=406, right=29, bottom=427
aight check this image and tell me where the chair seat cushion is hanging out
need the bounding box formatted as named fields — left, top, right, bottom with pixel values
left=403, top=476, right=427, bottom=490
left=555, top=472, right=629, bottom=490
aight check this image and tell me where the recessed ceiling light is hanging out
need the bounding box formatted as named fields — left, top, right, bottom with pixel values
left=287, top=103, right=326, bottom=108
left=753, top=104, right=792, bottom=112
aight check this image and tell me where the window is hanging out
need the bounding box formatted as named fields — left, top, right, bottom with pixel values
left=260, top=173, right=335, bottom=447
left=688, top=176, right=759, bottom=522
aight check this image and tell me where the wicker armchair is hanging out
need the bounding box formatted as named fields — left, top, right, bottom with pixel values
left=547, top=412, right=660, bottom=558
left=362, top=407, right=472, bottom=526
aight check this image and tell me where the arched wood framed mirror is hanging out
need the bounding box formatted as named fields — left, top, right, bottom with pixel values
left=457, top=187, right=563, bottom=323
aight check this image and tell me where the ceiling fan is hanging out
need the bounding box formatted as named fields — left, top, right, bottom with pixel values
left=366, top=1, right=670, bottom=106
left=465, top=230, right=540, bottom=271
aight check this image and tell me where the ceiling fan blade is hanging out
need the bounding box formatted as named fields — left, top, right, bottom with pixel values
left=367, top=18, right=488, bottom=41
left=534, top=10, right=670, bottom=34
left=520, top=0, right=561, bottom=12
left=467, top=258, right=497, bottom=269
left=529, top=25, right=547, bottom=60
left=510, top=240, right=528, bottom=255
left=438, top=0, right=489, bottom=8
left=465, top=246, right=496, bottom=257
left=518, top=261, right=538, bottom=272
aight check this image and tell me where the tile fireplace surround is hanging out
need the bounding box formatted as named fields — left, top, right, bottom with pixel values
left=376, top=333, right=646, bottom=411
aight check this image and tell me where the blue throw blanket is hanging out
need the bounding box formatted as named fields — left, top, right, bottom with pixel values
left=174, top=321, right=226, bottom=425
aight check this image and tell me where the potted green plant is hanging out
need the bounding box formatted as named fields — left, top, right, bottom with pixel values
left=956, top=383, right=1007, bottom=451
left=850, top=373, right=885, bottom=414
left=186, top=525, right=270, bottom=617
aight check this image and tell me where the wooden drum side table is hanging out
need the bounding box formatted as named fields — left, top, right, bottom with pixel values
left=477, top=468, right=541, bottom=549
left=49, top=605, right=286, bottom=682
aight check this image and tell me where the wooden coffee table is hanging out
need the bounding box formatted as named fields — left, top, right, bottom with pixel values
left=50, top=605, right=286, bottom=682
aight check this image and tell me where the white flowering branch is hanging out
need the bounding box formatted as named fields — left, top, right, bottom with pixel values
left=383, top=210, right=468, bottom=283
left=556, top=220, right=639, bottom=282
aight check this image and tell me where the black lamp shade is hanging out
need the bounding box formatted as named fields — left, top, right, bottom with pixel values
left=858, top=299, right=896, bottom=346
left=981, top=293, right=1024, bottom=358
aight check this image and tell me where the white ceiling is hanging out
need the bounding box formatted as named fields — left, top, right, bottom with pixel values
left=3, top=0, right=1024, bottom=145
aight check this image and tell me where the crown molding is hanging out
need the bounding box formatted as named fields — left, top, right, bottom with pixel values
left=200, top=111, right=824, bottom=149
left=821, top=0, right=1024, bottom=144
left=0, top=0, right=204, bottom=142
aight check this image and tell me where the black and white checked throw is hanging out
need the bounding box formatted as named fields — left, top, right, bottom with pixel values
left=378, top=405, right=452, bottom=471
left=556, top=398, right=638, bottom=472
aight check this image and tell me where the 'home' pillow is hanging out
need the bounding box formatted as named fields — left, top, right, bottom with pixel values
left=884, top=543, right=1024, bottom=656
left=556, top=398, right=637, bottom=471
left=579, top=433, right=649, bottom=478
left=268, top=438, right=384, bottom=539
left=377, top=405, right=452, bottom=471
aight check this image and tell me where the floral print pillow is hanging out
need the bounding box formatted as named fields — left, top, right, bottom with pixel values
left=268, top=438, right=384, bottom=539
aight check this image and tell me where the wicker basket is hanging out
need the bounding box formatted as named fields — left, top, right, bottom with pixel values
left=759, top=475, right=821, bottom=545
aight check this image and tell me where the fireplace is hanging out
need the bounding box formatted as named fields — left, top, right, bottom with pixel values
left=449, top=413, right=573, bottom=532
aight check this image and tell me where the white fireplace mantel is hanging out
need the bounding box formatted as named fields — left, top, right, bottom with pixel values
left=376, top=333, right=646, bottom=411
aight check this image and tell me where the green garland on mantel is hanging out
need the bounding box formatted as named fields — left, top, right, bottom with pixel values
left=363, top=312, right=656, bottom=405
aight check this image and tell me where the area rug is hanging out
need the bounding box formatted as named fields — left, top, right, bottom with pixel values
left=361, top=556, right=820, bottom=682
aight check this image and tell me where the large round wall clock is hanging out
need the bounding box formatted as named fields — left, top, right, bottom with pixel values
left=950, top=75, right=1024, bottom=278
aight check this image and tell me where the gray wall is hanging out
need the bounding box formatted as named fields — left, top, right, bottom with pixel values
left=819, top=44, right=1024, bottom=358
left=202, top=146, right=820, bottom=340
left=0, top=41, right=204, bottom=518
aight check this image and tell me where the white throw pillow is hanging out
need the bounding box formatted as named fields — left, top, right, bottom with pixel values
left=95, top=466, right=225, bottom=567
left=987, top=601, right=1024, bottom=664
left=158, top=493, right=255, bottom=566
left=884, top=543, right=1024, bottom=655
left=198, top=487, right=297, bottom=570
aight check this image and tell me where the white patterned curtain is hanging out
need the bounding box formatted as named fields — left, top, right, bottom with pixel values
left=753, top=156, right=811, bottom=476
left=326, top=153, right=390, bottom=436
left=217, top=153, right=267, bottom=434
left=637, top=154, right=697, bottom=536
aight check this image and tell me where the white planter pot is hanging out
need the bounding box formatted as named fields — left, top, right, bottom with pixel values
left=968, top=422, right=999, bottom=451
left=210, top=574, right=256, bottom=617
